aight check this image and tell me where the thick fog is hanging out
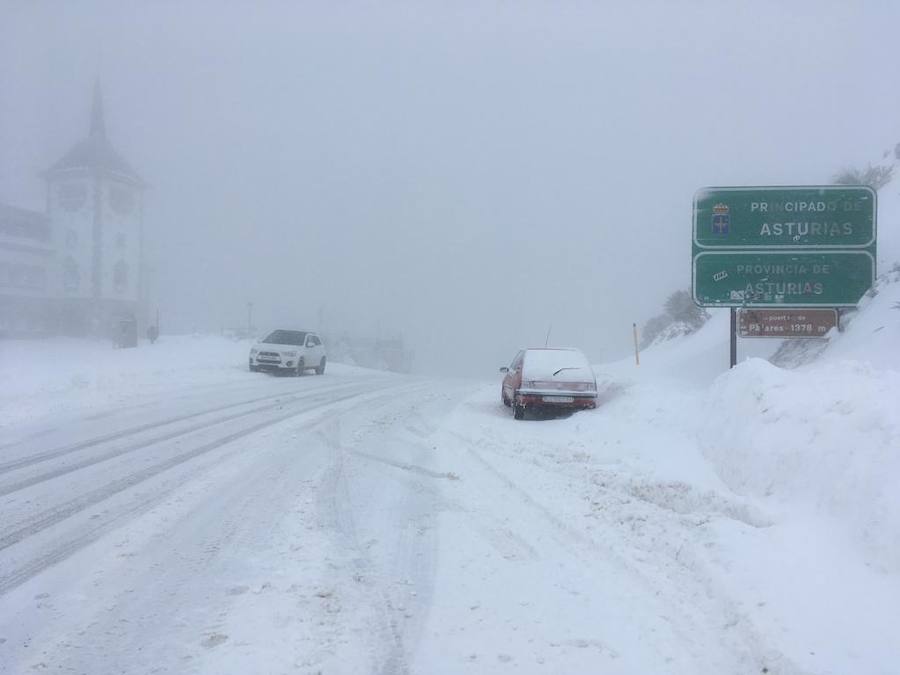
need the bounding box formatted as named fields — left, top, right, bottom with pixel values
left=2, top=1, right=898, bottom=375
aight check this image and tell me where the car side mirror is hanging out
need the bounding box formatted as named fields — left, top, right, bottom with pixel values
left=499, top=367, right=509, bottom=373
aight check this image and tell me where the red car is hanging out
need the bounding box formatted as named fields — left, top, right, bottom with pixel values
left=500, top=348, right=598, bottom=420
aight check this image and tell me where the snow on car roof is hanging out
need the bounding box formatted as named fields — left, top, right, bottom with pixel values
left=522, top=348, right=594, bottom=381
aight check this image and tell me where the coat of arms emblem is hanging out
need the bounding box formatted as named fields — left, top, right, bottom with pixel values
left=711, top=203, right=730, bottom=235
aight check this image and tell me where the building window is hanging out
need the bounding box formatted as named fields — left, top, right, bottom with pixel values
left=66, top=229, right=78, bottom=248
left=116, top=232, right=126, bottom=249
left=63, top=257, right=80, bottom=292
left=113, top=260, right=128, bottom=293
left=109, top=186, right=135, bottom=216
left=58, top=183, right=87, bottom=212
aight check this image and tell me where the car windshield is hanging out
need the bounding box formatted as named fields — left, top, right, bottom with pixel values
left=262, top=330, right=307, bottom=346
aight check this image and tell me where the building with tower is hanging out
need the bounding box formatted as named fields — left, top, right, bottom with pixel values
left=0, top=83, right=147, bottom=338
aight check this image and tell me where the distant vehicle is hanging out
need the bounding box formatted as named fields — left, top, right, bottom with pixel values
left=500, top=348, right=597, bottom=419
left=249, top=329, right=326, bottom=375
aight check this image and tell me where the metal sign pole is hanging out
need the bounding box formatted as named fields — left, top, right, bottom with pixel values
left=730, top=307, right=737, bottom=369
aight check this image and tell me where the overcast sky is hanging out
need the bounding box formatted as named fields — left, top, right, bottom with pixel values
left=2, top=1, right=898, bottom=374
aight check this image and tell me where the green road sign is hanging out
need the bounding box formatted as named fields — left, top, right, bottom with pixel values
left=694, top=186, right=876, bottom=249
left=692, top=186, right=877, bottom=307
left=693, top=251, right=875, bottom=307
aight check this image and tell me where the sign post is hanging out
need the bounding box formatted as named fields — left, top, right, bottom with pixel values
left=729, top=308, right=737, bottom=368
left=692, top=186, right=876, bottom=368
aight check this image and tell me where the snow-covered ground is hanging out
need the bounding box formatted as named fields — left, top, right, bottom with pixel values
left=1, top=281, right=898, bottom=675
left=0, top=335, right=386, bottom=432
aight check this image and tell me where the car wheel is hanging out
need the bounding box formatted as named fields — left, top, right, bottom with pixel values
left=502, top=392, right=511, bottom=407
left=513, top=403, right=526, bottom=420
left=249, top=361, right=259, bottom=372
left=315, top=357, right=326, bottom=375
left=295, top=358, right=305, bottom=376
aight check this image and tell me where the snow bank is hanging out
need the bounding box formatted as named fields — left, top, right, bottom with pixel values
left=591, top=254, right=900, bottom=669
left=624, top=256, right=900, bottom=572
left=699, top=357, right=900, bottom=572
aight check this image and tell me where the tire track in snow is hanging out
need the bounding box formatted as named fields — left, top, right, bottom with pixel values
left=0, top=386, right=423, bottom=596
left=313, top=389, right=458, bottom=675
left=350, top=449, right=459, bottom=481
left=0, top=383, right=371, bottom=498
left=0, top=382, right=428, bottom=596
left=0, top=380, right=360, bottom=476
left=316, top=421, right=413, bottom=675
left=0, top=388, right=377, bottom=554
left=453, top=430, right=809, bottom=675
left=56, top=419, right=340, bottom=672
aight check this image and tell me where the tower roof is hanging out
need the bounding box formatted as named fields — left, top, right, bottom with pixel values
left=44, top=82, right=144, bottom=186
left=90, top=79, right=106, bottom=138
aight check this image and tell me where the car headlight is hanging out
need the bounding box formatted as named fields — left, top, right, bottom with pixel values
left=250, top=348, right=258, bottom=355
left=282, top=350, right=297, bottom=357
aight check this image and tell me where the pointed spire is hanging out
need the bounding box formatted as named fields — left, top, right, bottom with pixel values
left=90, top=79, right=106, bottom=138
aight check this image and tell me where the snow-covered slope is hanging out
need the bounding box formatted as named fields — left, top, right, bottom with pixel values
left=605, top=309, right=780, bottom=386
left=877, top=176, right=900, bottom=270
left=822, top=266, right=900, bottom=369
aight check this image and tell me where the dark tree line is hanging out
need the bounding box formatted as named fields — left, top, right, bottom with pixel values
left=640, top=289, right=709, bottom=349
left=832, top=164, right=894, bottom=191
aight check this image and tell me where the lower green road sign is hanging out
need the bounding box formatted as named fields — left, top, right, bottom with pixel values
left=693, top=251, right=875, bottom=307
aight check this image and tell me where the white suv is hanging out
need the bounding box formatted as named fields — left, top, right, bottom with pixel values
left=249, top=329, right=327, bottom=375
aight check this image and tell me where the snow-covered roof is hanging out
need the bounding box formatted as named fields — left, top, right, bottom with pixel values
left=45, top=136, right=143, bottom=185
left=43, top=82, right=144, bottom=186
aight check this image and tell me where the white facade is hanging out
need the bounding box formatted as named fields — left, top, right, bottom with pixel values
left=49, top=177, right=92, bottom=300
left=0, top=84, right=146, bottom=337
left=0, top=205, right=55, bottom=335
left=46, top=174, right=144, bottom=304
left=99, top=179, right=142, bottom=302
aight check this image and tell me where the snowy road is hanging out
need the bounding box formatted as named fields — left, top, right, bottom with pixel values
left=1, top=341, right=899, bottom=674
left=0, top=370, right=459, bottom=673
